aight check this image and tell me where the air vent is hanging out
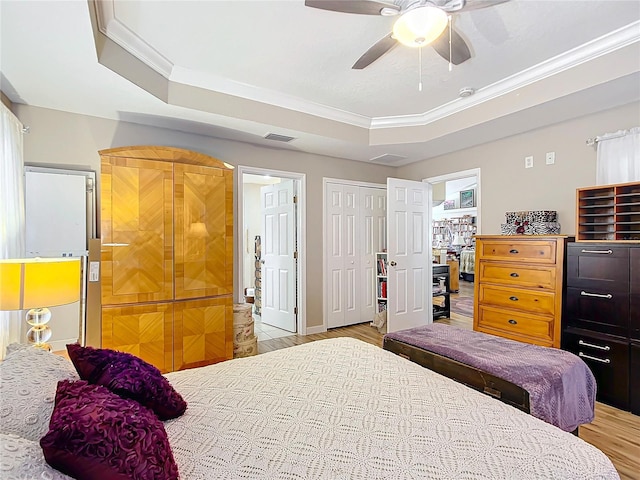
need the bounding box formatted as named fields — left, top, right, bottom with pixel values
left=368, top=153, right=407, bottom=165
left=264, top=133, right=296, bottom=143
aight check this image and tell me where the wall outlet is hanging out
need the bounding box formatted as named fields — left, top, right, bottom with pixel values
left=525, top=156, right=534, bottom=168
left=546, top=152, right=556, bottom=165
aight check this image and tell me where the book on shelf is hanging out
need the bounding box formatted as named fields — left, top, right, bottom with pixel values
left=377, top=257, right=386, bottom=276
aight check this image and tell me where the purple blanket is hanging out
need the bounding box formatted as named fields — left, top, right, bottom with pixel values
left=385, top=324, right=596, bottom=432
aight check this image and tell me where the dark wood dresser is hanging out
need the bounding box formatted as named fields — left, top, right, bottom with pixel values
left=562, top=243, right=639, bottom=414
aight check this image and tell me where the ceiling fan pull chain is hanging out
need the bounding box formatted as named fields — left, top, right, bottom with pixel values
left=419, top=46, right=423, bottom=91
left=448, top=15, right=453, bottom=72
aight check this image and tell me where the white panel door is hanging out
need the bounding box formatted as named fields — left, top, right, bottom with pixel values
left=261, top=180, right=296, bottom=332
left=326, top=183, right=344, bottom=328
left=386, top=178, right=432, bottom=333
left=325, top=184, right=360, bottom=327
left=359, top=187, right=386, bottom=322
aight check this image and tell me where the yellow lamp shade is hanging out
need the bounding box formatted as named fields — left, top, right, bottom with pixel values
left=0, top=262, right=24, bottom=310
left=0, top=258, right=81, bottom=311
left=393, top=6, right=448, bottom=48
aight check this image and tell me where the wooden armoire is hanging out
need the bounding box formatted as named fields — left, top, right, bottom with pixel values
left=98, top=146, right=233, bottom=372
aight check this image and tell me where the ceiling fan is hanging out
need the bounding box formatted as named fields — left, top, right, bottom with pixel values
left=305, top=0, right=509, bottom=69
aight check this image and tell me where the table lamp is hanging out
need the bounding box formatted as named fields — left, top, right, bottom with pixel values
left=0, top=257, right=81, bottom=351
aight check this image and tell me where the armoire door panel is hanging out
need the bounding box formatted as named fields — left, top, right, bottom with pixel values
left=102, top=303, right=173, bottom=373
left=174, top=297, right=233, bottom=370
left=174, top=163, right=233, bottom=300
left=101, top=158, right=174, bottom=305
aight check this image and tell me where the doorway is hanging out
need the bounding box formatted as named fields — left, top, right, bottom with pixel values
left=237, top=166, right=306, bottom=342
left=425, top=168, right=480, bottom=322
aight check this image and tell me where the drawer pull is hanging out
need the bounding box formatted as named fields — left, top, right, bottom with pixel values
left=580, top=249, right=613, bottom=255
left=509, top=272, right=519, bottom=278
left=508, top=319, right=517, bottom=325
left=509, top=296, right=519, bottom=302
left=580, top=291, right=612, bottom=299
left=578, top=340, right=610, bottom=351
left=578, top=352, right=611, bottom=364
left=509, top=249, right=519, bottom=254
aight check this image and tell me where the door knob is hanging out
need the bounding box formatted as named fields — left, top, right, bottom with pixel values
left=260, top=260, right=265, bottom=264
left=390, top=261, right=397, bottom=266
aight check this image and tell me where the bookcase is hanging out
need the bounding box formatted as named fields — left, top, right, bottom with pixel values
left=375, top=252, right=387, bottom=313
left=432, top=215, right=476, bottom=247
left=576, top=181, right=640, bottom=242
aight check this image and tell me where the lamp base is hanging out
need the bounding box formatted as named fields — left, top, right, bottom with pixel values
left=26, top=307, right=53, bottom=351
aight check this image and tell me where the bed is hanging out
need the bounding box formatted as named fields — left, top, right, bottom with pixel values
left=0, top=338, right=619, bottom=480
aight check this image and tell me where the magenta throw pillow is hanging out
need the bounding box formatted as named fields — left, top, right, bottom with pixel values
left=66, top=344, right=186, bottom=420
left=40, top=380, right=179, bottom=480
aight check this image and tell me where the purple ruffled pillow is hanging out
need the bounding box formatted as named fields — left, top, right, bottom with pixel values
left=40, top=380, right=179, bottom=480
left=66, top=344, right=186, bottom=420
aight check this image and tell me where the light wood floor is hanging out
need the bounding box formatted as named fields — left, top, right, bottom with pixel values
left=257, top=286, right=640, bottom=480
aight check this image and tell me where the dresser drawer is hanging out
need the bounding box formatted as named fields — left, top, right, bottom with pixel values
left=562, top=328, right=629, bottom=410
left=567, top=243, right=629, bottom=291
left=478, top=305, right=553, bottom=345
left=631, top=295, right=640, bottom=341
left=631, top=342, right=640, bottom=415
left=477, top=262, right=556, bottom=290
left=478, top=284, right=555, bottom=316
left=565, top=286, right=629, bottom=337
left=477, top=239, right=556, bottom=264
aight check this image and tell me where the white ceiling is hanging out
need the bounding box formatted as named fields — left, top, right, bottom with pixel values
left=2, top=0, right=639, bottom=166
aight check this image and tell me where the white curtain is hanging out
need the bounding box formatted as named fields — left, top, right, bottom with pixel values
left=596, top=127, right=640, bottom=185
left=0, top=102, right=26, bottom=359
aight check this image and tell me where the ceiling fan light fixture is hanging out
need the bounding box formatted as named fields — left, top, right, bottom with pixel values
left=392, top=6, right=448, bottom=48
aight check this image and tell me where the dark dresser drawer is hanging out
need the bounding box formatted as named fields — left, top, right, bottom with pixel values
left=565, top=287, right=629, bottom=337
left=567, top=244, right=629, bottom=291
left=632, top=248, right=640, bottom=340
left=563, top=328, right=630, bottom=410
left=631, top=342, right=640, bottom=415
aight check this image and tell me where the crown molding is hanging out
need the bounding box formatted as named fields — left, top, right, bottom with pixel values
left=94, top=0, right=173, bottom=78
left=371, top=21, right=640, bottom=128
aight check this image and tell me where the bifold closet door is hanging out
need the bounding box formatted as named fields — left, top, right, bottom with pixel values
left=326, top=183, right=386, bottom=328
left=326, top=184, right=359, bottom=328
left=359, top=187, right=387, bottom=321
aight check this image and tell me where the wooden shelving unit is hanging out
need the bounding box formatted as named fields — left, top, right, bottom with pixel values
left=577, top=181, right=640, bottom=242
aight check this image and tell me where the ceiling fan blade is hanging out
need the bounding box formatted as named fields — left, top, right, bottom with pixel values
left=305, top=0, right=400, bottom=15
left=431, top=25, right=471, bottom=65
left=352, top=33, right=398, bottom=69
left=457, top=0, right=510, bottom=12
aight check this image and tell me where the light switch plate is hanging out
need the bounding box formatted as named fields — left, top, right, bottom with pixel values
left=525, top=156, right=534, bottom=168
left=546, top=152, right=556, bottom=165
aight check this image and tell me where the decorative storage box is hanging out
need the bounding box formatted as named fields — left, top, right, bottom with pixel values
left=233, top=303, right=257, bottom=358
left=500, top=222, right=561, bottom=235
left=501, top=211, right=560, bottom=235
left=505, top=211, right=558, bottom=223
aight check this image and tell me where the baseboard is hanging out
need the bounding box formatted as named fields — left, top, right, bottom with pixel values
left=304, top=325, right=327, bottom=335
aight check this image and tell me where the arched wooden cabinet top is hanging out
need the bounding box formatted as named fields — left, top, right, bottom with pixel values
left=98, top=145, right=234, bottom=170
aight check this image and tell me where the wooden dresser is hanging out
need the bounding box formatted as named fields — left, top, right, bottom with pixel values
left=473, top=235, right=571, bottom=348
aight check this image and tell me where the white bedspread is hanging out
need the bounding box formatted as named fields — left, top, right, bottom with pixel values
left=165, top=338, right=618, bottom=480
